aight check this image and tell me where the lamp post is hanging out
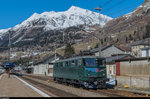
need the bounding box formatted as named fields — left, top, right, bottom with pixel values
left=8, top=31, right=11, bottom=62
left=54, top=30, right=57, bottom=61
left=94, top=7, right=102, bottom=57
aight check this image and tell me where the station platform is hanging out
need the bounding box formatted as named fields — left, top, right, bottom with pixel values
left=0, top=73, right=50, bottom=97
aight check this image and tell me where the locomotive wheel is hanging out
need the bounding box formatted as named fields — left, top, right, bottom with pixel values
left=83, top=82, right=89, bottom=89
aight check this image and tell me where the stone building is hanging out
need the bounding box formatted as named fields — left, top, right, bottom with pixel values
left=131, top=42, right=150, bottom=57
left=90, top=44, right=126, bottom=57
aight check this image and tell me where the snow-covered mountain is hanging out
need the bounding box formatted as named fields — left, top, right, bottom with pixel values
left=13, top=6, right=112, bottom=31
left=0, top=28, right=11, bottom=39
left=0, top=6, right=112, bottom=39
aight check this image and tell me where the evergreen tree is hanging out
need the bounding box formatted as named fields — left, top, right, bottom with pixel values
left=129, top=34, right=133, bottom=40
left=134, top=31, right=136, bottom=35
left=64, top=43, right=75, bottom=57
left=126, top=37, right=128, bottom=42
left=95, top=43, right=99, bottom=48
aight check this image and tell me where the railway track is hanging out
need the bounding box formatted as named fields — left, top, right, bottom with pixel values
left=23, top=74, right=150, bottom=97
left=21, top=76, right=78, bottom=97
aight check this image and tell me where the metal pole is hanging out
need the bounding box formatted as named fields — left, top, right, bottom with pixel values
left=54, top=30, right=57, bottom=61
left=63, top=30, right=65, bottom=42
left=8, top=31, right=11, bottom=62
left=95, top=7, right=102, bottom=57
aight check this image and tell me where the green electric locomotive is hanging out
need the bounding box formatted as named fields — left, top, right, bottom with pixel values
left=53, top=56, right=108, bottom=89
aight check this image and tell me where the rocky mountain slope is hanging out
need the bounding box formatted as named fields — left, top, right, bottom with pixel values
left=101, top=0, right=150, bottom=46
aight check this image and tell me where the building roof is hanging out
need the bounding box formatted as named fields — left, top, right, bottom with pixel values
left=56, top=56, right=105, bottom=63
left=141, top=47, right=150, bottom=50
left=106, top=54, right=134, bottom=64
left=90, top=44, right=125, bottom=53
left=131, top=40, right=150, bottom=46
left=34, top=53, right=62, bottom=65
left=115, top=57, right=150, bottom=62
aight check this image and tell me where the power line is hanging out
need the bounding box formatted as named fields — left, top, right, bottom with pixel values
left=103, top=0, right=143, bottom=18
left=102, top=0, right=125, bottom=13
left=101, top=0, right=113, bottom=7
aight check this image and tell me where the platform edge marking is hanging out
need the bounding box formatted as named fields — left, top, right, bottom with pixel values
left=15, top=76, right=51, bottom=97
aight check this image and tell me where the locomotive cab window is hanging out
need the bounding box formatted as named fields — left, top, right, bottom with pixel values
left=66, top=61, right=69, bottom=67
left=86, top=58, right=95, bottom=67
left=78, top=59, right=82, bottom=66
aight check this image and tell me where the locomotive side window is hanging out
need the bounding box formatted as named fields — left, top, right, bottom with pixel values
left=75, top=60, right=78, bottom=66
left=60, top=62, right=63, bottom=67
left=58, top=62, right=62, bottom=67
left=78, top=60, right=82, bottom=66
left=55, top=63, right=58, bottom=67
left=66, top=61, right=69, bottom=67
left=71, top=60, right=75, bottom=67
left=83, top=59, right=86, bottom=66
left=63, top=62, right=65, bottom=67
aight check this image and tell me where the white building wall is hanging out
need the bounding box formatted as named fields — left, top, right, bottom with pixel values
left=142, top=49, right=150, bottom=57
left=142, top=50, right=146, bottom=57
left=106, top=64, right=116, bottom=76
left=33, top=57, right=59, bottom=76
left=33, top=64, right=49, bottom=75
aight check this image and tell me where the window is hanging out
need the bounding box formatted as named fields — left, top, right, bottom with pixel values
left=58, top=63, right=61, bottom=67
left=66, top=61, right=69, bottom=67
left=75, top=60, right=78, bottom=66
left=63, top=62, right=65, bottom=67
left=86, top=58, right=95, bottom=67
left=71, top=60, right=75, bottom=67
left=55, top=63, right=58, bottom=67
left=58, top=62, right=63, bottom=67
left=96, top=59, right=105, bottom=66
left=83, top=59, right=86, bottom=66
left=78, top=60, right=82, bottom=66
left=60, top=62, right=63, bottom=67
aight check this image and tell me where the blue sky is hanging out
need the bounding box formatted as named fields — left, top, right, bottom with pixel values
left=0, top=0, right=144, bottom=29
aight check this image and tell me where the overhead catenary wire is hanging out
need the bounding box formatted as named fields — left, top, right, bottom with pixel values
left=101, top=0, right=125, bottom=13
left=101, top=0, right=113, bottom=8
left=103, top=0, right=143, bottom=17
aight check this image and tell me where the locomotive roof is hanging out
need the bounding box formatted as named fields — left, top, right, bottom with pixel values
left=55, top=56, right=105, bottom=63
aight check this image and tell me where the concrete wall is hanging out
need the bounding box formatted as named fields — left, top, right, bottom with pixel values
left=116, top=76, right=150, bottom=88
left=120, top=60, right=150, bottom=77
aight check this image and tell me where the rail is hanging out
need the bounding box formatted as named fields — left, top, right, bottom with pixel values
left=23, top=74, right=150, bottom=97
